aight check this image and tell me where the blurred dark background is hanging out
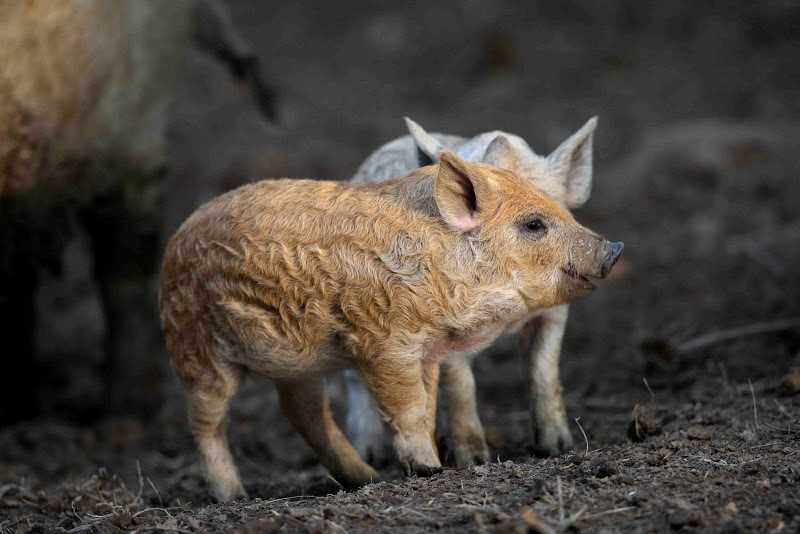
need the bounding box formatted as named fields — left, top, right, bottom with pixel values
left=1, top=0, right=798, bottom=492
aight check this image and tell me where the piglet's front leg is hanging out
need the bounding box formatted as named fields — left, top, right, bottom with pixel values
left=522, top=304, right=575, bottom=457
left=359, top=352, right=442, bottom=476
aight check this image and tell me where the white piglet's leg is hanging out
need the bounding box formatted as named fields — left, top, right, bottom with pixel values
left=441, top=355, right=490, bottom=467
left=343, top=369, right=391, bottom=464
left=523, top=304, right=574, bottom=456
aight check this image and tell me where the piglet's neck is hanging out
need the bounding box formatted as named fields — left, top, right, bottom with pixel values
left=374, top=169, right=440, bottom=219
left=421, top=232, right=526, bottom=335
left=375, top=170, right=514, bottom=286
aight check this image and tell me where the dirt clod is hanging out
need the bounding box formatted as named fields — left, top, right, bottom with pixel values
left=669, top=510, right=704, bottom=530
left=591, top=459, right=619, bottom=478
left=628, top=403, right=662, bottom=442
left=686, top=425, right=713, bottom=441
left=780, top=367, right=800, bottom=395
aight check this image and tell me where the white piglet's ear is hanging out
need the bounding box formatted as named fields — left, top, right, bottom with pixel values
left=482, top=135, right=519, bottom=170
left=546, top=117, right=597, bottom=208
left=435, top=152, right=492, bottom=232
left=405, top=117, right=445, bottom=161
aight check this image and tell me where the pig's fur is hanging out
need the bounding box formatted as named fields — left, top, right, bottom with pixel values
left=160, top=153, right=614, bottom=501
left=0, top=0, right=276, bottom=421
left=347, top=117, right=597, bottom=463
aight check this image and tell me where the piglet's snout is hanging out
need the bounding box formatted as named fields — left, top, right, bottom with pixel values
left=571, top=235, right=624, bottom=280
left=599, top=240, right=624, bottom=278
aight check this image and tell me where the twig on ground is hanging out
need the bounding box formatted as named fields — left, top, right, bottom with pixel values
left=66, top=526, right=94, bottom=534
left=581, top=506, right=637, bottom=520
left=574, top=417, right=589, bottom=456
left=398, top=505, right=436, bottom=523
left=131, top=507, right=179, bottom=519
left=749, top=379, right=760, bottom=431
left=326, top=473, right=344, bottom=490
left=135, top=460, right=145, bottom=503
left=253, top=494, right=327, bottom=508
left=677, top=318, right=800, bottom=354
left=556, top=477, right=564, bottom=524
left=642, top=377, right=655, bottom=402
left=130, top=527, right=194, bottom=534
left=560, top=506, right=587, bottom=529
left=147, top=477, right=164, bottom=507
left=749, top=441, right=781, bottom=449
left=773, top=398, right=791, bottom=419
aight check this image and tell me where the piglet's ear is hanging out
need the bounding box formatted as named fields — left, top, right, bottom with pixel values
left=483, top=135, right=519, bottom=170
left=405, top=117, right=445, bottom=162
left=435, top=152, right=492, bottom=232
left=546, top=116, right=597, bottom=208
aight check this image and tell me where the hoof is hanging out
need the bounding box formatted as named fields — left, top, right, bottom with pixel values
left=407, top=463, right=443, bottom=478
left=532, top=427, right=575, bottom=457
left=453, top=442, right=491, bottom=468
left=337, top=466, right=381, bottom=490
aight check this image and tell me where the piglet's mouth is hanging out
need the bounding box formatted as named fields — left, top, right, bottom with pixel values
left=561, top=263, right=597, bottom=291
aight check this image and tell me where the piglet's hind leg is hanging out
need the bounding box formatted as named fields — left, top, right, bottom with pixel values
left=277, top=377, right=379, bottom=489
left=186, top=363, right=247, bottom=502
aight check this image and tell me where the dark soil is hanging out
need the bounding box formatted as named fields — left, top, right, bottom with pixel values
left=2, top=372, right=798, bottom=532
left=3, top=1, right=800, bottom=532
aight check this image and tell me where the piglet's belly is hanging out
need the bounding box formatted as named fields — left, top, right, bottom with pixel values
left=428, top=323, right=509, bottom=360
left=214, top=330, right=354, bottom=380
left=209, top=298, right=353, bottom=380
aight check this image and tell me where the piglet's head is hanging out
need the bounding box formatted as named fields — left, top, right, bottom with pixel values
left=434, top=151, right=623, bottom=309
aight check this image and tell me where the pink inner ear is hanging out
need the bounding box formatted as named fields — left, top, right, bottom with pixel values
left=450, top=213, right=479, bottom=232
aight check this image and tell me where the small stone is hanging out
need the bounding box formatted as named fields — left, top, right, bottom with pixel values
left=669, top=440, right=690, bottom=450
left=669, top=511, right=691, bottom=529
left=780, top=367, right=800, bottom=395
left=592, top=460, right=618, bottom=478
left=687, top=425, right=712, bottom=441
left=625, top=491, right=642, bottom=506
left=670, top=511, right=704, bottom=529
left=743, top=464, right=759, bottom=475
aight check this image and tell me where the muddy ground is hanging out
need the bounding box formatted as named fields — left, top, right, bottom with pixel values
left=2, top=1, right=800, bottom=532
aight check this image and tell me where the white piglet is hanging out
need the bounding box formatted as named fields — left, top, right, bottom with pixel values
left=346, top=116, right=598, bottom=466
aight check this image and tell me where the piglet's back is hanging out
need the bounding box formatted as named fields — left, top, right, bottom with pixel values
left=162, top=178, right=437, bottom=281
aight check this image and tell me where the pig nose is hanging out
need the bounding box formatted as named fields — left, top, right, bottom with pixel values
left=600, top=241, right=624, bottom=278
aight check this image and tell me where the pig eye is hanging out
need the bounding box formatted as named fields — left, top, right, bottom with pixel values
left=521, top=217, right=547, bottom=238
left=526, top=218, right=545, bottom=231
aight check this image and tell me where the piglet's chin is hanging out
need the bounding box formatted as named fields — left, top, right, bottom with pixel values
left=559, top=268, right=596, bottom=301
